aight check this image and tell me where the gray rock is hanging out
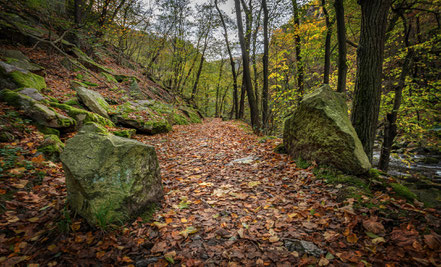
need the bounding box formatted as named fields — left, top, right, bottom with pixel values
left=284, top=239, right=325, bottom=257
left=283, top=85, right=371, bottom=175
left=19, top=88, right=46, bottom=101
left=0, top=49, right=44, bottom=71
left=72, top=81, right=111, bottom=119
left=60, top=123, right=163, bottom=226
left=0, top=89, right=75, bottom=130
left=227, top=155, right=259, bottom=166
left=0, top=61, right=46, bottom=91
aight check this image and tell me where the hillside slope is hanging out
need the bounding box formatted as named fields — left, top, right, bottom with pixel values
left=0, top=0, right=202, bottom=146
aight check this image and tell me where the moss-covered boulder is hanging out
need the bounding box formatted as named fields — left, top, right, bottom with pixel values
left=72, top=81, right=111, bottom=119
left=0, top=61, right=46, bottom=90
left=0, top=89, right=76, bottom=130
left=50, top=102, right=114, bottom=127
left=1, top=49, right=44, bottom=71
left=283, top=85, right=371, bottom=175
left=38, top=134, right=64, bottom=161
left=60, top=123, right=163, bottom=226
left=115, top=115, right=171, bottom=135
left=18, top=88, right=46, bottom=101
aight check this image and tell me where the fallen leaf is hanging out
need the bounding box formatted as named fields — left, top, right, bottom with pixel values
left=363, top=217, right=385, bottom=234
left=318, top=257, right=329, bottom=266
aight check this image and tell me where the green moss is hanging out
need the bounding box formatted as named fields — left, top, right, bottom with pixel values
left=101, top=72, right=118, bottom=83
left=50, top=102, right=114, bottom=127
left=368, top=168, right=382, bottom=179
left=143, top=120, right=172, bottom=134
left=0, top=89, right=27, bottom=107
left=171, top=112, right=189, bottom=125
left=82, top=122, right=109, bottom=135
left=113, top=129, right=136, bottom=138
left=63, top=98, right=81, bottom=106
left=38, top=134, right=64, bottom=161
left=36, top=124, right=60, bottom=136
left=391, top=183, right=417, bottom=202
left=296, top=156, right=311, bottom=169
left=180, top=107, right=202, bottom=123
left=9, top=70, right=46, bottom=91
left=82, top=81, right=98, bottom=87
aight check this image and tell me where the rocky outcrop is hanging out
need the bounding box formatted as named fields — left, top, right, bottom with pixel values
left=60, top=123, right=163, bottom=226
left=283, top=85, right=371, bottom=175
left=0, top=89, right=76, bottom=130
left=0, top=49, right=44, bottom=71
left=72, top=81, right=112, bottom=119
left=114, top=115, right=171, bottom=135
left=0, top=61, right=46, bottom=91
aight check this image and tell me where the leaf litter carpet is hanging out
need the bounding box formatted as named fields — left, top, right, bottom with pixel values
left=1, top=118, right=440, bottom=266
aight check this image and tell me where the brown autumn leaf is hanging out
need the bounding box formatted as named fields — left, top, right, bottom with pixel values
left=424, top=233, right=441, bottom=250
left=363, top=217, right=385, bottom=234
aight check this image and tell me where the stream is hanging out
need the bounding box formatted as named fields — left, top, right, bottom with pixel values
left=372, top=148, right=441, bottom=183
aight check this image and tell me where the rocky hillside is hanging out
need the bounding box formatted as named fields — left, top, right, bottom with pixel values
left=0, top=1, right=203, bottom=159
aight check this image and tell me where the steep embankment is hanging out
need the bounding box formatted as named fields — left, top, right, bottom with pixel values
left=0, top=3, right=203, bottom=154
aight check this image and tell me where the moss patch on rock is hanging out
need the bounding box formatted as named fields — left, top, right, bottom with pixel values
left=9, top=70, right=46, bottom=91
left=50, top=102, right=114, bottom=127
left=38, top=134, right=64, bottom=161
left=113, top=129, right=136, bottom=138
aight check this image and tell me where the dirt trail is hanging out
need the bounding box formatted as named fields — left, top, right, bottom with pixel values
left=135, top=118, right=348, bottom=265
left=2, top=118, right=438, bottom=266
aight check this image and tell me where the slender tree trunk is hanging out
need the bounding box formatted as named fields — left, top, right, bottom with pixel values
left=215, top=60, right=225, bottom=117
left=235, top=0, right=259, bottom=129
left=215, top=0, right=239, bottom=119
left=351, top=0, right=393, bottom=162
left=292, top=0, right=304, bottom=97
left=74, top=0, right=83, bottom=25
left=239, top=82, right=246, bottom=119
left=262, top=0, right=269, bottom=130
left=321, top=0, right=333, bottom=84
left=190, top=38, right=208, bottom=102
left=379, top=17, right=413, bottom=171
left=334, top=0, right=347, bottom=92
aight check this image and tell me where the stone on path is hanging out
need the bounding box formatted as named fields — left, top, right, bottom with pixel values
left=283, top=85, right=371, bottom=175
left=60, top=123, right=163, bottom=226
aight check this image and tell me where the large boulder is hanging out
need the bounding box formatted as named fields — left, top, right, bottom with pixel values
left=72, top=81, right=112, bottom=119
left=60, top=123, right=163, bottom=225
left=283, top=85, right=371, bottom=175
left=114, top=102, right=172, bottom=134
left=0, top=89, right=76, bottom=130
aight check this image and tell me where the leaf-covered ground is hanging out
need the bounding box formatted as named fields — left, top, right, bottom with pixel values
left=1, top=118, right=440, bottom=266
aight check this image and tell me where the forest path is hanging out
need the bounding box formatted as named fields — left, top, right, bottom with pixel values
left=135, top=118, right=344, bottom=265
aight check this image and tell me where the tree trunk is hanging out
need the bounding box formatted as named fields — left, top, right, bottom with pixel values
left=351, top=0, right=393, bottom=162
left=334, top=0, right=347, bottom=92
left=379, top=17, right=413, bottom=171
left=234, top=0, right=259, bottom=129
left=215, top=0, right=239, bottom=119
left=292, top=0, right=304, bottom=97
left=321, top=0, right=333, bottom=84
left=74, top=0, right=83, bottom=25
left=215, top=60, right=225, bottom=117
left=239, top=82, right=246, bottom=119
left=262, top=0, right=269, bottom=130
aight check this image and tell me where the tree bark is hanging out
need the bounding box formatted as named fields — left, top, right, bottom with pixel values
left=215, top=0, right=239, bottom=119
left=334, top=0, right=347, bottom=92
left=262, top=0, right=269, bottom=130
left=292, top=0, right=304, bottom=97
left=234, top=0, right=260, bottom=129
left=351, top=0, right=393, bottom=162
left=321, top=0, right=333, bottom=84
left=379, top=16, right=413, bottom=171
